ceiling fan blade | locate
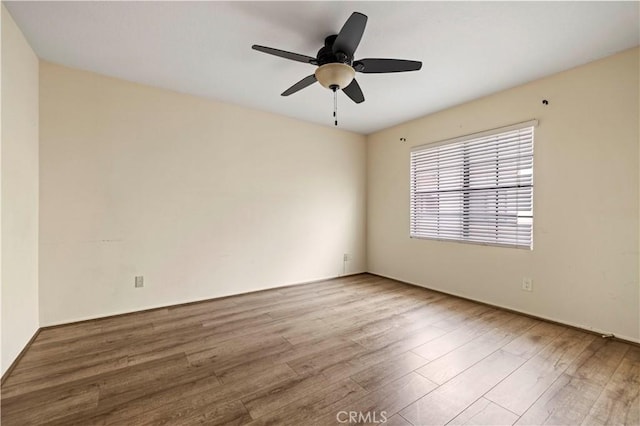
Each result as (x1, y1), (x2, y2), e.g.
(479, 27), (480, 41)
(281, 75), (318, 96)
(252, 45), (317, 65)
(342, 79), (365, 104)
(333, 12), (368, 58)
(355, 58), (422, 73)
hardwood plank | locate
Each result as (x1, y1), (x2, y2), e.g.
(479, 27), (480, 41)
(189, 334), (353, 389)
(351, 320), (448, 352)
(241, 373), (335, 419)
(274, 336), (355, 365)
(62, 374), (223, 425)
(280, 302), (416, 345)
(417, 314), (535, 384)
(410, 308), (511, 361)
(3, 354), (194, 425)
(581, 346), (640, 426)
(384, 414), (413, 426)
(350, 351), (430, 391)
(113, 362), (294, 425)
(32, 308), (171, 346)
(449, 397), (519, 425)
(149, 399), (251, 425)
(400, 349), (526, 426)
(484, 329), (595, 415)
(186, 334), (291, 369)
(27, 323), (156, 357)
(515, 339), (629, 425)
(501, 321), (565, 359)
(135, 363), (296, 425)
(1, 381), (99, 425)
(428, 302), (495, 333)
(286, 340), (367, 376)
(247, 378), (368, 426)
(318, 325), (445, 382)
(564, 338), (629, 386)
(21, 321), (196, 365)
(1, 353), (130, 398)
(314, 372), (437, 425)
(351, 300), (463, 350)
(96, 354), (195, 408)
(516, 374), (602, 426)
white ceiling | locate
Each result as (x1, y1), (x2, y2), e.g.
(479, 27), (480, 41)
(5, 1), (639, 134)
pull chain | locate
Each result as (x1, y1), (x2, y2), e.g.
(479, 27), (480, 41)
(331, 85), (338, 126)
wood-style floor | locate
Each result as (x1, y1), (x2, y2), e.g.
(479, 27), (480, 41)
(2, 274), (638, 425)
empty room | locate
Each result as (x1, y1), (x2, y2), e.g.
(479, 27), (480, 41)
(1, 1), (639, 425)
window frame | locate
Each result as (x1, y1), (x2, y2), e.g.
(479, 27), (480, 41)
(409, 120), (537, 250)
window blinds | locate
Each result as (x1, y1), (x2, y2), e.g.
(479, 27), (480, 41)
(410, 121), (535, 249)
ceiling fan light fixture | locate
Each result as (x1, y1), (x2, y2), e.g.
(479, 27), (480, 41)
(314, 63), (355, 90)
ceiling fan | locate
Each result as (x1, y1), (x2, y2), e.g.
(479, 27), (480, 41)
(252, 12), (422, 124)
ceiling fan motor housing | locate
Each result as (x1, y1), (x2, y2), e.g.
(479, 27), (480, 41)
(317, 35), (351, 66)
(314, 35), (356, 89)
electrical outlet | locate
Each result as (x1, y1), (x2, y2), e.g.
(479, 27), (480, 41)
(522, 277), (533, 292)
(343, 253), (351, 261)
(135, 276), (144, 288)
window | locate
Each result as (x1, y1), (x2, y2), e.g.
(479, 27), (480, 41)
(410, 121), (536, 249)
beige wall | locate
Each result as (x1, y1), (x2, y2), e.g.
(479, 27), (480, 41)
(1, 5), (40, 375)
(39, 62), (366, 326)
(367, 48), (639, 342)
